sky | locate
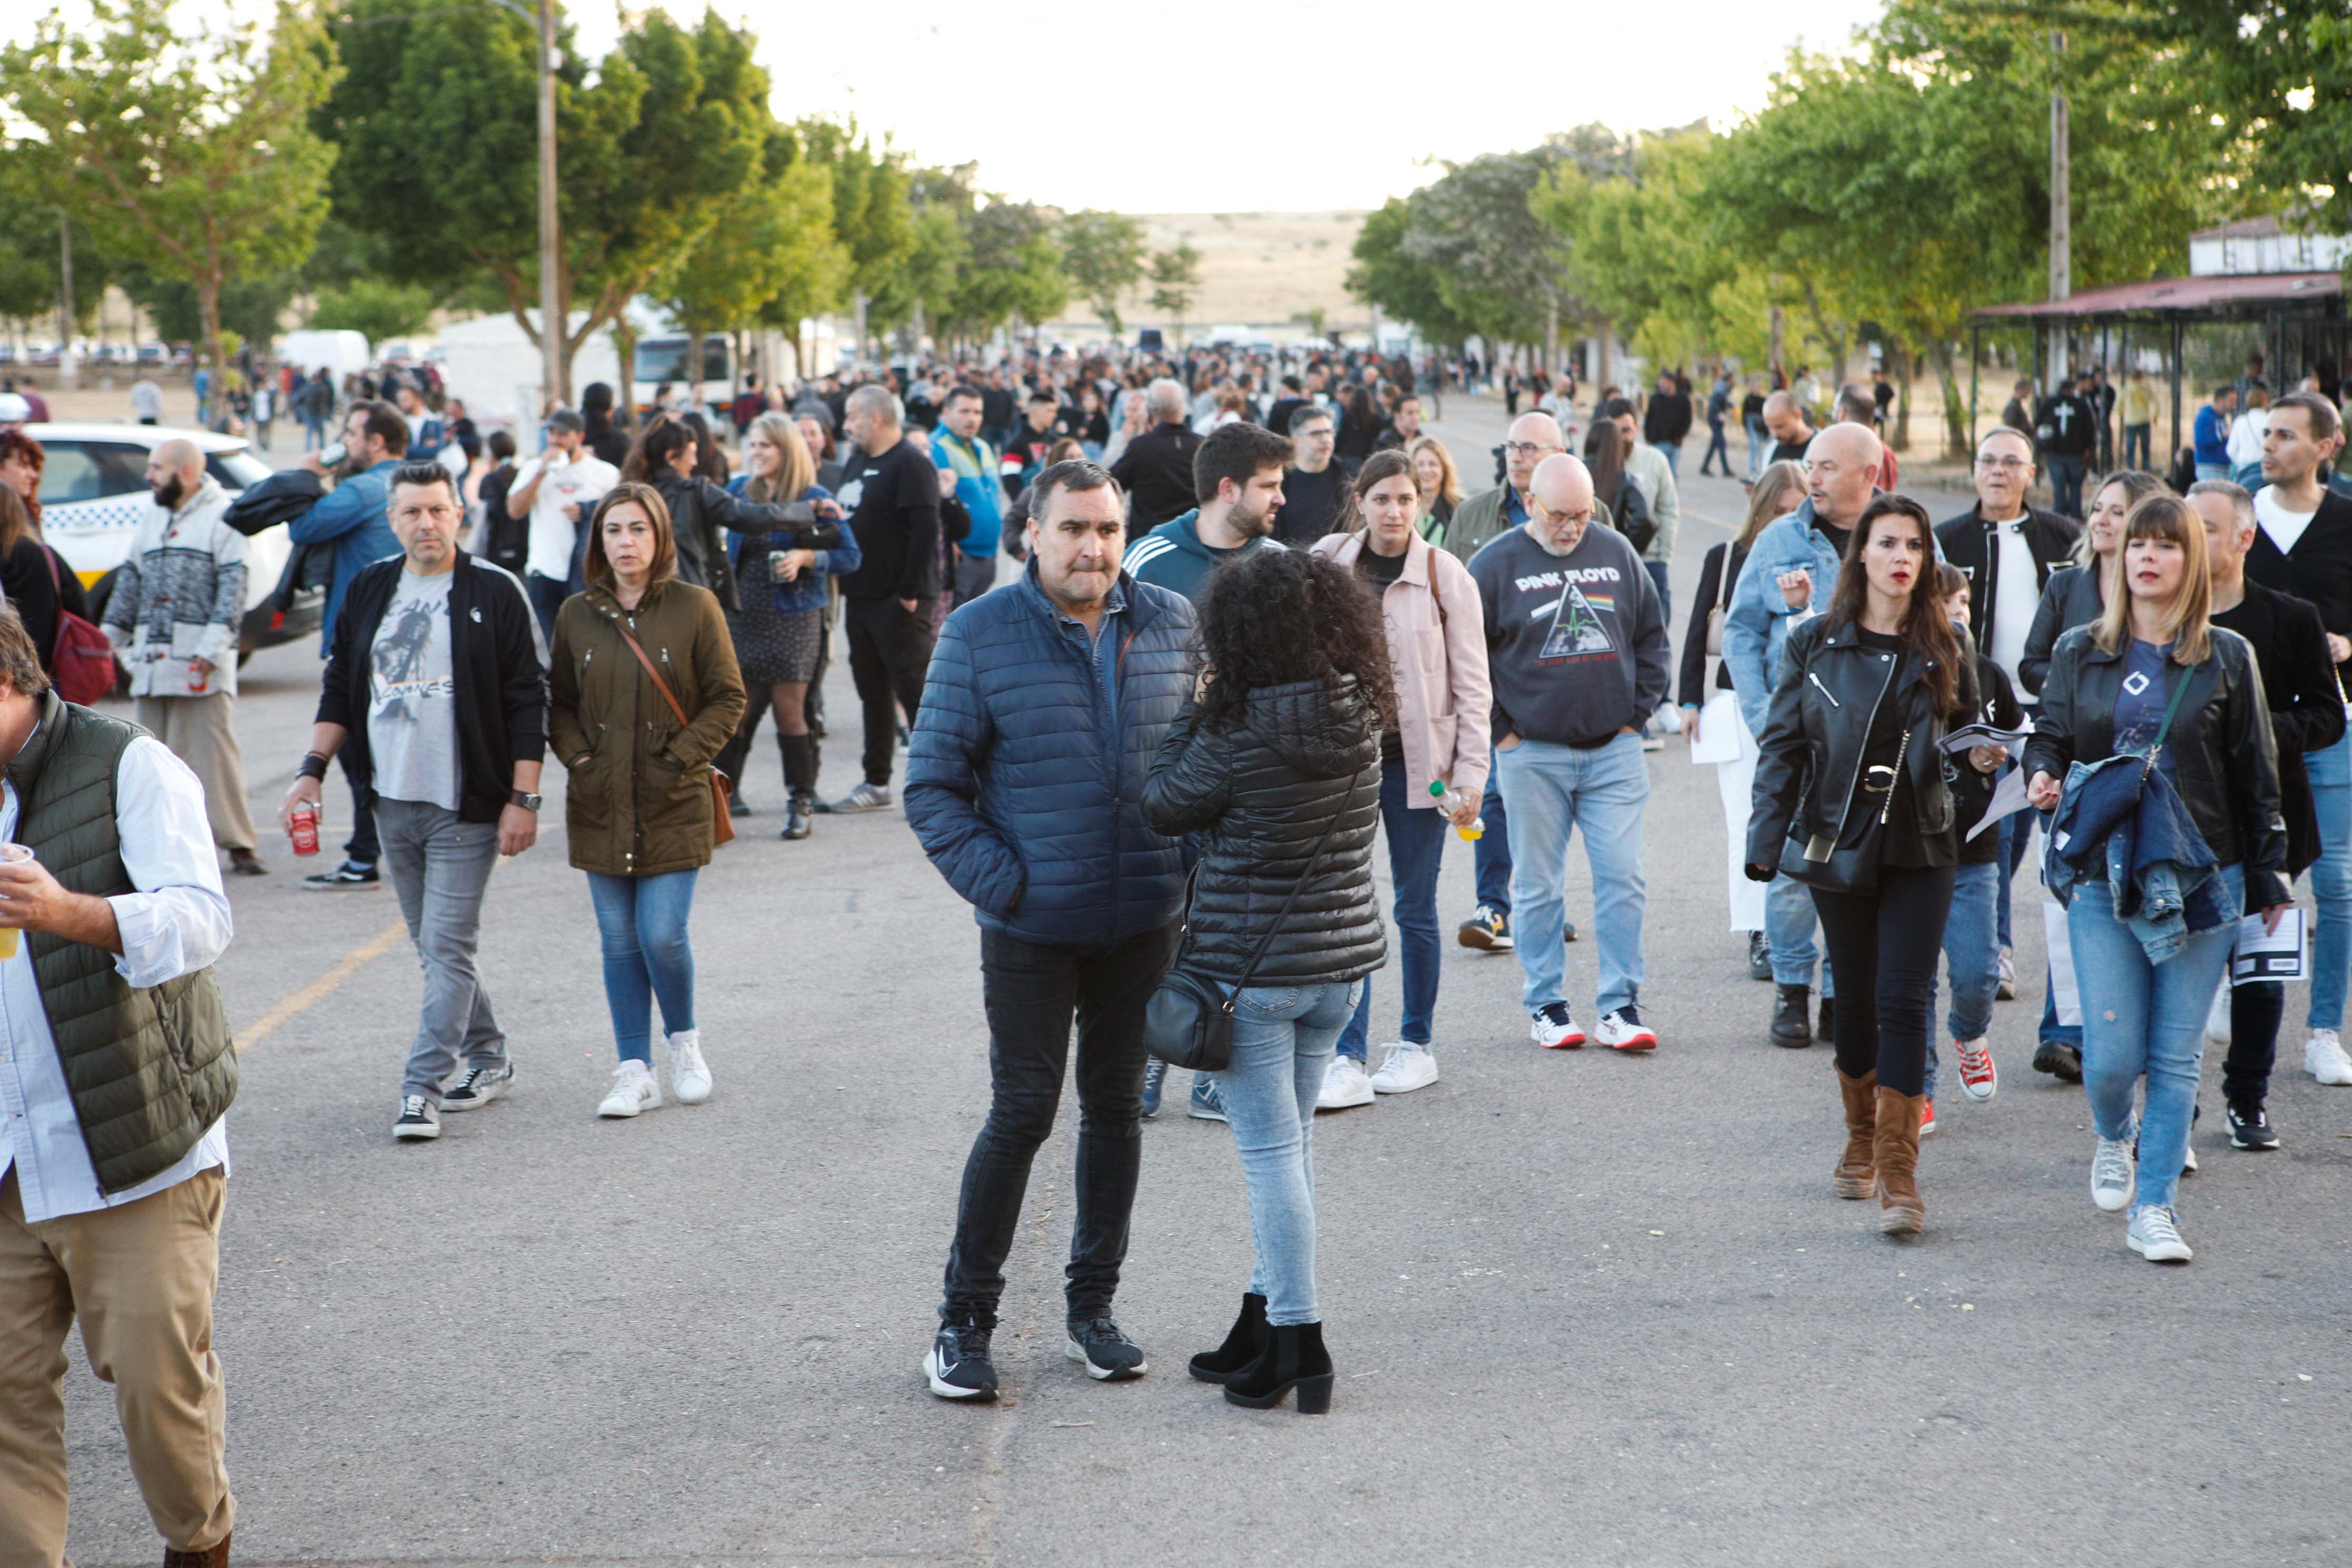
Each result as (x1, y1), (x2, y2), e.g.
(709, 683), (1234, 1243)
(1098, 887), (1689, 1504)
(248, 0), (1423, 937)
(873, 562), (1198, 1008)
(2, 0), (1891, 213)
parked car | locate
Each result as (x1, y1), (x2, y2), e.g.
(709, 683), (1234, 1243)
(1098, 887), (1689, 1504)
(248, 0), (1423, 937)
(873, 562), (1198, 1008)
(24, 423), (322, 659)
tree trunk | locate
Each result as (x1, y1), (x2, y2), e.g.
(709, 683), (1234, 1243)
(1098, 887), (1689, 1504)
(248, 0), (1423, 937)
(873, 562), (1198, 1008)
(1928, 341), (1969, 458)
(1892, 344), (1912, 453)
(198, 271), (225, 434)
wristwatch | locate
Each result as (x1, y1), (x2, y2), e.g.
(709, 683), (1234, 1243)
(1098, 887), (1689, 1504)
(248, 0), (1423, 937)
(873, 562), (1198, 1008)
(509, 790), (543, 812)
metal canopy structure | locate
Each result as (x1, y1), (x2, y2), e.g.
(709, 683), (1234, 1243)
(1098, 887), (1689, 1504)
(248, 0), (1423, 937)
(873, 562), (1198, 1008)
(1964, 270), (2346, 456)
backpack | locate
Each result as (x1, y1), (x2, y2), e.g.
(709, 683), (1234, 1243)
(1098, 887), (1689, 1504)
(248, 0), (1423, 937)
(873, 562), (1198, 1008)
(42, 548), (117, 704)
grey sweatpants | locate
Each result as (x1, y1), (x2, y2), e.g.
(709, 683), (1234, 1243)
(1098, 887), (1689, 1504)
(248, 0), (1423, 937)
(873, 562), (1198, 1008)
(376, 798), (508, 1103)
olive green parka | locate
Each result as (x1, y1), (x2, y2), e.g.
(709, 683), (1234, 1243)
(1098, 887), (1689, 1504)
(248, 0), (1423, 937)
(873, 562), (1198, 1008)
(549, 577), (747, 877)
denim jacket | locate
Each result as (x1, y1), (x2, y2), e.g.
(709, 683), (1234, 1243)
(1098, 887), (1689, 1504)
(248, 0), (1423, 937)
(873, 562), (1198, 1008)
(724, 477), (856, 616)
(1724, 500), (1851, 736)
(2045, 752), (2230, 964)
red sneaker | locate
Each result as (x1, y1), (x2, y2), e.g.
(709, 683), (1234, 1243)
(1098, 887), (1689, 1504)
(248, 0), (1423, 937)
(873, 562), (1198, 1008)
(1919, 1097), (1938, 1137)
(1953, 1036), (1998, 1101)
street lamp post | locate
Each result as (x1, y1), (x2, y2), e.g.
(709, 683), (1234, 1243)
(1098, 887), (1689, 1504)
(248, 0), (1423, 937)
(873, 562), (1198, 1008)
(535, 0), (562, 411)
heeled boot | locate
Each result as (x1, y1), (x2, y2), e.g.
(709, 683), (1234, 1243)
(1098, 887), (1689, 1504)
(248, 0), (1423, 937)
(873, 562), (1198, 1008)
(1835, 1068), (1877, 1199)
(1223, 1321), (1333, 1413)
(1188, 1292), (1268, 1384)
(779, 733), (817, 841)
(1873, 1085), (1926, 1234)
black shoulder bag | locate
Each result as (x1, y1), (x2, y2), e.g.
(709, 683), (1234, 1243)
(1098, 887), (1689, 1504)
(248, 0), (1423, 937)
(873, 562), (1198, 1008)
(1143, 788), (1353, 1073)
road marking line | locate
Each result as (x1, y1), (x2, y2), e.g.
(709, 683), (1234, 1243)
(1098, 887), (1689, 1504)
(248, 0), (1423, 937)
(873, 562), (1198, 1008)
(234, 917), (407, 1053)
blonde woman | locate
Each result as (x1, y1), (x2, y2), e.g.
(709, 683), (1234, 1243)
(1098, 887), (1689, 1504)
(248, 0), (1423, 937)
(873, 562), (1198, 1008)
(1682, 460), (1807, 978)
(2024, 495), (2289, 1263)
(1406, 436), (1463, 548)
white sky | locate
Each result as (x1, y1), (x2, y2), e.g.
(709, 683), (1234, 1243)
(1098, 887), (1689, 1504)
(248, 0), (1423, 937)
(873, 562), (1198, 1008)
(5, 0), (1889, 212)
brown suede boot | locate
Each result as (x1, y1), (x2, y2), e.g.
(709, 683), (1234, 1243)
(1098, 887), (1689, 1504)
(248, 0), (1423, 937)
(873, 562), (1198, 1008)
(1873, 1086), (1926, 1234)
(1835, 1069), (1877, 1199)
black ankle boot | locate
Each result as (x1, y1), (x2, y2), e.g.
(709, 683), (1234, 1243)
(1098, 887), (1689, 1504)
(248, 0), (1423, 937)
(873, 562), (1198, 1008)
(1222, 1321), (1332, 1413)
(779, 735), (817, 840)
(782, 791), (814, 840)
(1769, 985), (1812, 1048)
(1188, 1292), (1268, 1384)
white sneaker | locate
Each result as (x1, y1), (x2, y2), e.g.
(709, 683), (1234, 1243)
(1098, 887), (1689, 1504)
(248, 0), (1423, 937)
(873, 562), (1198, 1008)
(597, 1060), (662, 1118)
(1653, 702), (1683, 735)
(663, 1030), (713, 1104)
(1593, 1007), (1658, 1051)
(2091, 1130), (2137, 1212)
(2204, 981), (2232, 1046)
(2306, 1028), (2352, 1085)
(1368, 1042), (1439, 1094)
(1316, 1055), (1375, 1111)
(2126, 1205), (2193, 1263)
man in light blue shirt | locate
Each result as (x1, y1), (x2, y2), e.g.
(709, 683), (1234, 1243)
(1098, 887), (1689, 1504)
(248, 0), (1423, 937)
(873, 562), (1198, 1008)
(934, 384), (1006, 604)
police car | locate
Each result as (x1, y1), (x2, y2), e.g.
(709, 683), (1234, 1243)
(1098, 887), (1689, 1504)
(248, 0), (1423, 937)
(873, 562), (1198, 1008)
(23, 424), (321, 657)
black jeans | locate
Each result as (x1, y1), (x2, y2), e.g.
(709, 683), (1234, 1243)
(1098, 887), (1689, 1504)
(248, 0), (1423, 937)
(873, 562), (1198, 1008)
(845, 596), (936, 786)
(941, 920), (1181, 1328)
(1811, 864), (1956, 1096)
(2224, 980), (2284, 1107)
(339, 745), (379, 866)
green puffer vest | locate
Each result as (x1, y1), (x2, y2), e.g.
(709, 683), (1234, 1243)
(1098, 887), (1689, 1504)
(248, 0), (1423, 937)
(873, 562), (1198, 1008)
(9, 693), (236, 1193)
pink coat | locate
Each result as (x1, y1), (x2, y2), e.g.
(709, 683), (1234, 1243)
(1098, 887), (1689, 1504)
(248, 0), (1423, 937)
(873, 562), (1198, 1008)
(1311, 528), (1492, 807)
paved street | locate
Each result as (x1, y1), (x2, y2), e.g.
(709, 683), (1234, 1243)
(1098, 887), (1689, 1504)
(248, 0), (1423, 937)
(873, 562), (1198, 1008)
(58, 397), (2349, 1566)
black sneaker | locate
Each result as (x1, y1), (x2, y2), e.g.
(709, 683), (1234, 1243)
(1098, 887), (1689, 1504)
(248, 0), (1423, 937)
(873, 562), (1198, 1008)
(392, 1094), (439, 1141)
(1748, 931), (1773, 982)
(2227, 1101), (2280, 1150)
(442, 1064), (513, 1112)
(1563, 918), (1579, 943)
(924, 1318), (998, 1401)
(303, 860), (380, 890)
(1064, 1316), (1148, 1381)
(2033, 1037), (2084, 1083)
(1457, 905), (1513, 951)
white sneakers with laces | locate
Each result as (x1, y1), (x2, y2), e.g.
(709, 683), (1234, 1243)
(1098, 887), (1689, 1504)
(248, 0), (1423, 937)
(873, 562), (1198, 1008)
(2126, 1206), (2192, 1263)
(2306, 1028), (2352, 1086)
(1317, 1055), (1375, 1111)
(664, 1030), (713, 1104)
(2091, 1129), (2137, 1212)
(597, 1060), (662, 1119)
(1369, 1042), (1439, 1094)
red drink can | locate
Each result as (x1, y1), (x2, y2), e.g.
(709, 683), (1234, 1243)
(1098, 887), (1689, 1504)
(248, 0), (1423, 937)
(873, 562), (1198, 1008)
(290, 800), (321, 856)
(188, 660), (208, 694)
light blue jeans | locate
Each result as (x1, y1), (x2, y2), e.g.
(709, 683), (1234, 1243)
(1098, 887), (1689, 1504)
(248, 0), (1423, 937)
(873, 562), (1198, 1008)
(1767, 872), (1830, 995)
(1925, 860), (2000, 1100)
(1496, 734), (1648, 1017)
(586, 869), (700, 1064)
(1213, 981), (1358, 1327)
(2303, 734), (2352, 1031)
(2070, 864), (2241, 1218)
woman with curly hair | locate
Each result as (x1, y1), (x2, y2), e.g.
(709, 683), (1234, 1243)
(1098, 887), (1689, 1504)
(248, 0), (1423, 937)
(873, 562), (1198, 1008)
(1142, 547), (1389, 1414)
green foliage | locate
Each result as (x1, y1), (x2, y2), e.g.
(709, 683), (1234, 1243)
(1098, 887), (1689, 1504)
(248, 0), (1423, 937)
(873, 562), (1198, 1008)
(1148, 243), (1202, 341)
(1060, 210), (1147, 336)
(799, 117), (917, 308)
(310, 277), (435, 344)
(1, 0), (339, 388)
(950, 200), (1067, 342)
(1346, 198), (1473, 348)
(657, 123), (849, 368)
(116, 262), (296, 348)
(1536, 125), (1734, 368)
(0, 193), (106, 331)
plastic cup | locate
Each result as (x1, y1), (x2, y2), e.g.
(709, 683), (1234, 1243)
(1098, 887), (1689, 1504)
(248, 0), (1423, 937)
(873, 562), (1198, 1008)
(0, 844), (33, 959)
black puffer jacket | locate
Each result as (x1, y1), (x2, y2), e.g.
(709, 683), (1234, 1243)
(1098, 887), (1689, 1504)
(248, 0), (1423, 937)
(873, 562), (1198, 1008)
(1143, 675), (1386, 986)
(650, 472), (839, 614)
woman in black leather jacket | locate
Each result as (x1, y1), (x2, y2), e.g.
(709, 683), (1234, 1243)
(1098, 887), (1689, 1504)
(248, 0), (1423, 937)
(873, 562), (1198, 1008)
(2023, 493), (2290, 1267)
(1142, 548), (1387, 1415)
(2018, 469), (2168, 695)
(1748, 495), (1983, 1238)
(622, 414), (839, 613)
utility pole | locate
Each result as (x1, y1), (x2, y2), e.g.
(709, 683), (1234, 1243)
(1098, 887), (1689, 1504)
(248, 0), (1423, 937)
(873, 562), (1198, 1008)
(535, 0), (564, 411)
(55, 213), (76, 390)
(2048, 30), (2071, 379)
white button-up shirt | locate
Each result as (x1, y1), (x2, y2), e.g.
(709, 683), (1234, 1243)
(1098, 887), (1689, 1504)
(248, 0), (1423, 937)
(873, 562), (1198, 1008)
(0, 730), (235, 1223)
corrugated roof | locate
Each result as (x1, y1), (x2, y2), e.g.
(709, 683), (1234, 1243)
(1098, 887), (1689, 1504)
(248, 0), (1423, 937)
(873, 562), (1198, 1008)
(2189, 216), (2287, 241)
(1972, 271), (2341, 321)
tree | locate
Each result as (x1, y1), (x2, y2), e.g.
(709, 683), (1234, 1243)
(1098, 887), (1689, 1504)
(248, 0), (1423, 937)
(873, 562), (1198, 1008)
(799, 116), (914, 351)
(948, 200), (1066, 346)
(1535, 125), (1740, 370)
(2, 0), (338, 394)
(0, 199), (107, 338)
(1346, 196), (1473, 348)
(1148, 243), (1202, 346)
(309, 278), (434, 344)
(1060, 210), (1146, 336)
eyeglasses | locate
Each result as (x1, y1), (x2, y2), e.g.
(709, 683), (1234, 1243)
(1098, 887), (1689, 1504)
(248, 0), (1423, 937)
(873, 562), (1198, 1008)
(1530, 504), (1595, 526)
(1503, 442), (1563, 460)
(1975, 457), (2032, 473)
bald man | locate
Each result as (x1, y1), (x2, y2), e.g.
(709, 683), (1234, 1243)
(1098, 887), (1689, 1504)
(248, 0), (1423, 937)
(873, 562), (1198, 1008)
(104, 439), (264, 872)
(1723, 420), (1885, 1045)
(1471, 454), (1670, 1052)
(1760, 391), (1817, 466)
(1446, 411), (1567, 565)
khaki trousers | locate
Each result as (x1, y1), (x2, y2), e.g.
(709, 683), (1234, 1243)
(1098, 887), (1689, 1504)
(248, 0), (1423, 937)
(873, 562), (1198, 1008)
(135, 693), (258, 853)
(0, 1168), (234, 1568)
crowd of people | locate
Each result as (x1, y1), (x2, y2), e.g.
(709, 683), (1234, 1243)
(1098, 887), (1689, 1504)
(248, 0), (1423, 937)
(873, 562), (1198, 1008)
(5, 331), (2352, 1563)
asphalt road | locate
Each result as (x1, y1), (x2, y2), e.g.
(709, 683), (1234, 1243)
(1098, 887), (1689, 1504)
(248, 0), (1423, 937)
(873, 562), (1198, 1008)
(57, 396), (2349, 1566)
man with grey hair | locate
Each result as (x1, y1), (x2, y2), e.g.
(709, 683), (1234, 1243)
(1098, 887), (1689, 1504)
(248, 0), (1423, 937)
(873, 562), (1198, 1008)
(2192, 476), (2344, 1139)
(504, 407), (616, 640)
(824, 383), (942, 814)
(1109, 377), (1203, 536)
(106, 439), (266, 875)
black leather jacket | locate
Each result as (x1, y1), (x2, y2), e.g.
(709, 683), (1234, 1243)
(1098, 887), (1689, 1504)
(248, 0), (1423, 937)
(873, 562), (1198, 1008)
(1142, 675), (1385, 986)
(651, 473), (839, 614)
(2021, 624), (2291, 910)
(2018, 562), (2104, 697)
(1747, 615), (1981, 870)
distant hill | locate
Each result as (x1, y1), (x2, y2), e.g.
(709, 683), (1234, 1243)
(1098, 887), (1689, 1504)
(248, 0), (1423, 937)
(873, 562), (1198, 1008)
(1045, 210), (1372, 335)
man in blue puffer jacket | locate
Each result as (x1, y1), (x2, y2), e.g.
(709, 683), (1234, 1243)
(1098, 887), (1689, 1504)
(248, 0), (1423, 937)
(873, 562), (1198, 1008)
(905, 458), (1195, 1404)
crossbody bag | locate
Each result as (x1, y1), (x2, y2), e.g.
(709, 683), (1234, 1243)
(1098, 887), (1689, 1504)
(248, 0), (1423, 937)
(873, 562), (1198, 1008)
(611, 618), (735, 848)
